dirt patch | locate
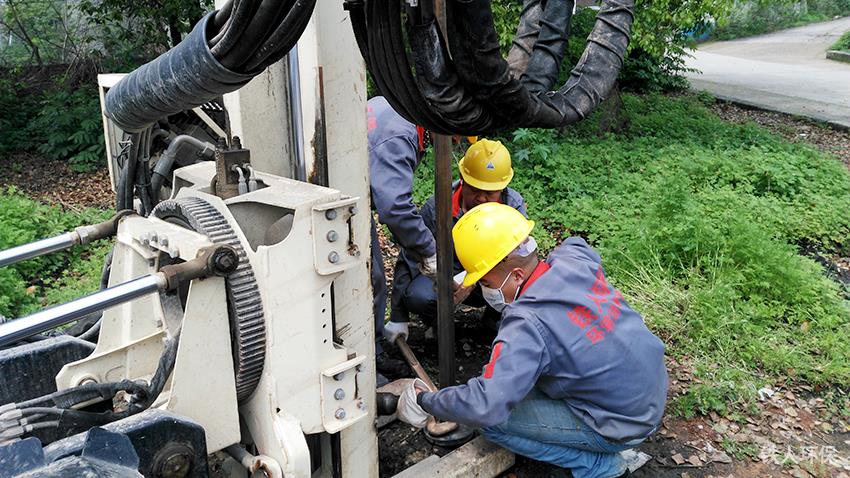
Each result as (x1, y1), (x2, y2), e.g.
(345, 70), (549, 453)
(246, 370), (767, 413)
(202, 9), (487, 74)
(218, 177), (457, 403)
(0, 152), (114, 210)
(709, 101), (850, 169)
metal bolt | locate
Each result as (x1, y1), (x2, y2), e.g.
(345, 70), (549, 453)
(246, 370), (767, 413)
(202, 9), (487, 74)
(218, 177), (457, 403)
(328, 251), (340, 263)
(141, 233), (151, 245)
(334, 388), (345, 400)
(169, 248), (180, 259)
(325, 209), (337, 220)
(160, 452), (192, 478)
(349, 205), (359, 216)
(326, 230), (339, 242)
(333, 372), (345, 381)
(211, 247), (239, 274)
(150, 233), (158, 243)
(357, 400), (367, 411)
(159, 236), (169, 246)
(334, 408), (346, 420)
(79, 377), (97, 386)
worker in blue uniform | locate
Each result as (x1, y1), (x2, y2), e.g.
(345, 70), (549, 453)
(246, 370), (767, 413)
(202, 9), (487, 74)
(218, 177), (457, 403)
(396, 203), (668, 478)
(367, 96), (437, 382)
(383, 138), (528, 345)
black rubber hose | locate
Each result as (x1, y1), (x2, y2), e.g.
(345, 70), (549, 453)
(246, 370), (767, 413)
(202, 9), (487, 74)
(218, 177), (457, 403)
(506, 0), (544, 78)
(408, 19), (492, 132)
(521, 0), (573, 95)
(105, 12), (256, 133)
(242, 0), (317, 71)
(210, 0), (259, 65)
(225, 0), (294, 70)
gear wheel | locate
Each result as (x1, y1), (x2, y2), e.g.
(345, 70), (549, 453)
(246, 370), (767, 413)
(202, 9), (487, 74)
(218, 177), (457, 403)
(152, 196), (265, 403)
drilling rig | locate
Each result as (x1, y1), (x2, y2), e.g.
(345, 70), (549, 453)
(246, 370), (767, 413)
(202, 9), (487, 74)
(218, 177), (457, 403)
(0, 0), (635, 476)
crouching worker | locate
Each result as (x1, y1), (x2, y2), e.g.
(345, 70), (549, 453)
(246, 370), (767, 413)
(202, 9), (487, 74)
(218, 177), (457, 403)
(396, 203), (668, 478)
(384, 139), (527, 344)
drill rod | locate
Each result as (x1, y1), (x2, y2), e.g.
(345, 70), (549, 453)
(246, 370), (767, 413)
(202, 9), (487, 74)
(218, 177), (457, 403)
(434, 134), (455, 388)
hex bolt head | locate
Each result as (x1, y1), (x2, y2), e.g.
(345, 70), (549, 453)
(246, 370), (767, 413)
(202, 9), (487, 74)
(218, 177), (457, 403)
(211, 247), (239, 274)
(357, 400), (367, 411)
(141, 233), (151, 245)
(159, 236), (169, 246)
(334, 388), (345, 400)
(325, 209), (337, 220)
(326, 230), (339, 242)
(150, 233), (158, 243)
(328, 251), (340, 263)
(333, 372), (345, 381)
(334, 408), (346, 420)
(349, 206), (359, 216)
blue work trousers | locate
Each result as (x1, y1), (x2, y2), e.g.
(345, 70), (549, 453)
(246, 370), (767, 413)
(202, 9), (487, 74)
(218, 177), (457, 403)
(481, 388), (639, 478)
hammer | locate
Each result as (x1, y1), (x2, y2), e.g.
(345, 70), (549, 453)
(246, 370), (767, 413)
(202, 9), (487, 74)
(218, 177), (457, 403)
(395, 336), (459, 436)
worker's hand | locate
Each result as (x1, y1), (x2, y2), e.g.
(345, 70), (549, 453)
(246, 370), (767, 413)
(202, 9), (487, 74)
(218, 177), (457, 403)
(453, 282), (473, 305)
(396, 378), (431, 428)
(418, 254), (438, 280)
(383, 321), (409, 344)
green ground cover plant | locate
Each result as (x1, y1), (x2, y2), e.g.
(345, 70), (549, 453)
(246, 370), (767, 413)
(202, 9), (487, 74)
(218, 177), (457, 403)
(414, 93), (850, 417)
(0, 188), (111, 318)
(831, 30), (850, 52)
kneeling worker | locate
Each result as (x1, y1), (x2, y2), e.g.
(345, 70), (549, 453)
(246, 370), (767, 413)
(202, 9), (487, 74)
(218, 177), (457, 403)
(384, 139), (527, 344)
(397, 203), (668, 478)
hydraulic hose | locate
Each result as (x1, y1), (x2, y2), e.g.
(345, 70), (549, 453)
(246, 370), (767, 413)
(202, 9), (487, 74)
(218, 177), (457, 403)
(150, 135), (216, 198)
(353, 0), (634, 133)
(105, 0), (317, 133)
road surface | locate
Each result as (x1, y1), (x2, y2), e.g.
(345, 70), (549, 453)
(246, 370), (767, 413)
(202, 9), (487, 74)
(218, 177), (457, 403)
(686, 16), (850, 129)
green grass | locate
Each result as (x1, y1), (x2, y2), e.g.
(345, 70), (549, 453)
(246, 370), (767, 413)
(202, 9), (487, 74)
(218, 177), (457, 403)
(414, 93), (850, 418)
(831, 30), (850, 52)
(0, 188), (111, 318)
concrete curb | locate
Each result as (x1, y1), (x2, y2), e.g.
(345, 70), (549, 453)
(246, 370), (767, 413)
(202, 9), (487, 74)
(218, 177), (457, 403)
(826, 50), (850, 63)
(688, 79), (850, 132)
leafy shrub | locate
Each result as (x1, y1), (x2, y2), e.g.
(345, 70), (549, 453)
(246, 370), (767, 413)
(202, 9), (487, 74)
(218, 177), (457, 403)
(31, 87), (106, 172)
(0, 188), (111, 317)
(0, 78), (39, 153)
(714, 0), (850, 40)
(414, 93), (850, 415)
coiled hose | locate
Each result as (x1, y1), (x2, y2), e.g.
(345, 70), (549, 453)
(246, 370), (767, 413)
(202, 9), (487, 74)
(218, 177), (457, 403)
(348, 0), (634, 134)
(104, 0), (317, 134)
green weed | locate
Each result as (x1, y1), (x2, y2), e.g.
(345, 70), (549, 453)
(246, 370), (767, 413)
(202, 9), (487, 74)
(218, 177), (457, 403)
(0, 188), (111, 318)
(414, 93), (850, 417)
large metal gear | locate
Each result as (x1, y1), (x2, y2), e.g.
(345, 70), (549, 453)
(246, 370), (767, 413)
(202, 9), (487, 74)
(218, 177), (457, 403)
(152, 196), (265, 403)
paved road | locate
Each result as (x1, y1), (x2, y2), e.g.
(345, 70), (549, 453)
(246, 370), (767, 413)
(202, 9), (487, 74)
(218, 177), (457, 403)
(686, 16), (850, 129)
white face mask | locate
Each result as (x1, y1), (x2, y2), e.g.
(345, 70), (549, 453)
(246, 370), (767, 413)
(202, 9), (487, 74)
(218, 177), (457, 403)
(481, 271), (519, 312)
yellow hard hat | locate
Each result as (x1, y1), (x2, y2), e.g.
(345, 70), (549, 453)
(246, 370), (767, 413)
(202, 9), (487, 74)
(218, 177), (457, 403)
(458, 139), (514, 191)
(452, 203), (534, 287)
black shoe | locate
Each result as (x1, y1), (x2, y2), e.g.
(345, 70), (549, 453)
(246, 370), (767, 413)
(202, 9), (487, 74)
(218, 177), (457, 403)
(376, 352), (409, 378)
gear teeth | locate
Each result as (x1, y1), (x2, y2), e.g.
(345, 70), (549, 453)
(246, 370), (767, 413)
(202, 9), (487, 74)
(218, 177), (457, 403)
(153, 196), (266, 403)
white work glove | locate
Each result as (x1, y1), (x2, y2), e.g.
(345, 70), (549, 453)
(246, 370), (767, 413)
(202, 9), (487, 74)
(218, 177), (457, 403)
(383, 321), (409, 344)
(397, 378), (431, 428)
(418, 254), (438, 280)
